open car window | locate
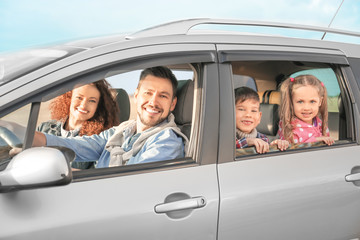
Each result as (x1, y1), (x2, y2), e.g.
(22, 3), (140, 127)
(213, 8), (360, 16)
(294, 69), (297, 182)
(232, 60), (352, 158)
(30, 63), (198, 179)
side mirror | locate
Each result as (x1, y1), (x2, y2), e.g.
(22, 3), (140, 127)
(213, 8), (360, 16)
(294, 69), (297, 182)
(0, 146), (74, 192)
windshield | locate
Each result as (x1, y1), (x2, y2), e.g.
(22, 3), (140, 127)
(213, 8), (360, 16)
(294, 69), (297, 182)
(0, 46), (85, 86)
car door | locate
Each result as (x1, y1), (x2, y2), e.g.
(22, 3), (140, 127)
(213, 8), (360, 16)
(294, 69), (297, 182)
(0, 43), (220, 239)
(216, 44), (360, 239)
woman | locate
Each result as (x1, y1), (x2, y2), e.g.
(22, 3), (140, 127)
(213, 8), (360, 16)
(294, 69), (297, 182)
(37, 79), (120, 169)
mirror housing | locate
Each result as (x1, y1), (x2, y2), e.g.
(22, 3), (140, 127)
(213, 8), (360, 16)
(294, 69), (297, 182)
(0, 147), (74, 192)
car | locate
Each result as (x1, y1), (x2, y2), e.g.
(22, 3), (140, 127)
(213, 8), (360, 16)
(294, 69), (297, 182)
(0, 18), (360, 239)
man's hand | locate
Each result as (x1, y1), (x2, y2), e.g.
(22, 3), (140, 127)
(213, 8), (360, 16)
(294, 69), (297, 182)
(9, 147), (22, 157)
(247, 138), (269, 154)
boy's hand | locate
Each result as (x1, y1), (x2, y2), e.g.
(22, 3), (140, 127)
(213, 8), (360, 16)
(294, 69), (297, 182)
(270, 139), (289, 151)
(247, 138), (269, 154)
(316, 136), (335, 146)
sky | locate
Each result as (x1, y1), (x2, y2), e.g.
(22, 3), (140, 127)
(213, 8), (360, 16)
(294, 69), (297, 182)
(0, 0), (359, 53)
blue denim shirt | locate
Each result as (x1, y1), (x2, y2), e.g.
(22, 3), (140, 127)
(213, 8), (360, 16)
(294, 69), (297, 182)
(45, 127), (185, 168)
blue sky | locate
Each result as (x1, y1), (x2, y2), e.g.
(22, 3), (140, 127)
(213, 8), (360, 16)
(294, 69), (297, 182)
(0, 0), (359, 53)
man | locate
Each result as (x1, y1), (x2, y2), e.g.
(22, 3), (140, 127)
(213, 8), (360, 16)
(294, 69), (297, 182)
(33, 66), (188, 168)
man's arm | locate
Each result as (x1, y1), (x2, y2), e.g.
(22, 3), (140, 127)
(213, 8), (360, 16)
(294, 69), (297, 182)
(33, 131), (47, 146)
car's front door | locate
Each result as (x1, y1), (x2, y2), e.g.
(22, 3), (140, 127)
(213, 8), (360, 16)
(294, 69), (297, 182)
(0, 164), (219, 239)
(0, 44), (220, 239)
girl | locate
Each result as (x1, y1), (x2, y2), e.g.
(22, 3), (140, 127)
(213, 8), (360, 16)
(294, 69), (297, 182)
(278, 74), (334, 145)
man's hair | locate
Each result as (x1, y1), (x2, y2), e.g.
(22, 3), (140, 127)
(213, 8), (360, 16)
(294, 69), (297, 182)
(138, 66), (178, 99)
(234, 86), (260, 105)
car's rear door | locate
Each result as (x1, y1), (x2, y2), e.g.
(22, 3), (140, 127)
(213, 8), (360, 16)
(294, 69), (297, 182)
(216, 43), (360, 239)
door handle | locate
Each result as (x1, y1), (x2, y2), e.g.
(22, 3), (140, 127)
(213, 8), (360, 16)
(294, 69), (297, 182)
(154, 196), (206, 214)
(345, 173), (360, 182)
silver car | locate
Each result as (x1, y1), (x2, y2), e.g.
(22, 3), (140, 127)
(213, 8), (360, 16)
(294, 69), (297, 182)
(1, 18), (360, 239)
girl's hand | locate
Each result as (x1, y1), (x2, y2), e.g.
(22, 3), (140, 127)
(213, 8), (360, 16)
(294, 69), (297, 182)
(316, 136), (335, 146)
(270, 139), (289, 151)
(247, 138), (269, 154)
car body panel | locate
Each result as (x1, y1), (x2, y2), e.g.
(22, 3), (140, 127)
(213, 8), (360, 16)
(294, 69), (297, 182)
(0, 164), (219, 239)
(217, 145), (360, 239)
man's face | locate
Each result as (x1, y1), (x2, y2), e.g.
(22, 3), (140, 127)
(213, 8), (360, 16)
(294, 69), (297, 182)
(235, 99), (262, 134)
(134, 75), (177, 132)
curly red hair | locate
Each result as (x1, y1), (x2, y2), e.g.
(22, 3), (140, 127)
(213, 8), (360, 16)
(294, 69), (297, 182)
(50, 79), (120, 136)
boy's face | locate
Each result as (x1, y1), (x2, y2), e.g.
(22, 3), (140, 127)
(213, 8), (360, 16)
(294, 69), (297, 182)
(235, 99), (262, 134)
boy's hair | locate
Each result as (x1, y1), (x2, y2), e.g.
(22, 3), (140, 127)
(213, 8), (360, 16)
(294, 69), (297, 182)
(279, 74), (328, 142)
(235, 86), (260, 105)
(138, 66), (178, 99)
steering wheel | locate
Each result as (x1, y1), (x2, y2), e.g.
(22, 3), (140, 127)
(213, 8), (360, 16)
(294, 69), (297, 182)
(0, 126), (23, 162)
(0, 126), (22, 147)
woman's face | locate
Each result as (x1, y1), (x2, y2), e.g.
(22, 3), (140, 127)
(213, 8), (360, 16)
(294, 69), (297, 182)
(69, 84), (100, 123)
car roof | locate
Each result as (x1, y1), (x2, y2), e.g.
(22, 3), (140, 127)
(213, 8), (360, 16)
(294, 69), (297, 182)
(1, 18), (360, 87)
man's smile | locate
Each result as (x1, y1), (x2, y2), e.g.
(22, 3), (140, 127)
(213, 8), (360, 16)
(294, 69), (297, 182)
(144, 107), (161, 114)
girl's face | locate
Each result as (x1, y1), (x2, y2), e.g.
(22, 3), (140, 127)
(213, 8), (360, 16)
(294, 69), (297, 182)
(292, 85), (322, 124)
(69, 84), (100, 123)
(235, 99), (262, 134)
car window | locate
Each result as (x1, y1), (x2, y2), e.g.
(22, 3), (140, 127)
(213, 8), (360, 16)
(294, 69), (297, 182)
(232, 60), (350, 158)
(32, 63), (197, 178)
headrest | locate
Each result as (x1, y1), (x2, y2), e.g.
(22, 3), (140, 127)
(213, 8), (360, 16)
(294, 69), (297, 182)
(258, 90), (281, 105)
(173, 80), (194, 125)
(114, 88), (130, 123)
(258, 103), (279, 136)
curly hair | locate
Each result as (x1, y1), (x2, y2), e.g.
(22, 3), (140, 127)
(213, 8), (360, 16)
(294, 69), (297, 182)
(279, 74), (328, 142)
(50, 79), (120, 136)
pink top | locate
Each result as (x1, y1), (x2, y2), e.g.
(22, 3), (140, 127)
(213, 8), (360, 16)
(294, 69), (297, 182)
(278, 116), (330, 143)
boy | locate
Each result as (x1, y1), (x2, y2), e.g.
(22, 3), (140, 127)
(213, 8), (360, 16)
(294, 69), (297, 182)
(235, 87), (288, 153)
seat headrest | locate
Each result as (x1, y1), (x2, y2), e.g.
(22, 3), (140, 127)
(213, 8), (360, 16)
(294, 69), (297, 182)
(258, 103), (279, 136)
(258, 90), (281, 105)
(257, 90), (280, 136)
(114, 88), (130, 123)
(173, 80), (194, 125)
